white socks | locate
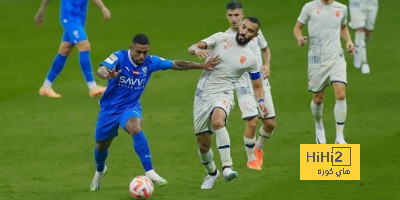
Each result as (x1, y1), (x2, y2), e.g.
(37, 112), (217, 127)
(87, 81), (97, 89)
(355, 31), (367, 64)
(243, 136), (256, 161)
(256, 126), (272, 150)
(334, 99), (347, 140)
(215, 127), (233, 167)
(311, 101), (324, 128)
(43, 79), (52, 88)
(198, 149), (216, 174)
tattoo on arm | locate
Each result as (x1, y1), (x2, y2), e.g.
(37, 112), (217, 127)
(172, 60), (201, 70)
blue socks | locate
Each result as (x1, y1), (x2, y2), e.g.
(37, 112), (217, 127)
(94, 148), (108, 172)
(46, 53), (67, 82)
(79, 51), (94, 83)
(133, 131), (153, 172)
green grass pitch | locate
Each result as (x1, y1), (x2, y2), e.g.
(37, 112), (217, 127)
(0, 0), (399, 199)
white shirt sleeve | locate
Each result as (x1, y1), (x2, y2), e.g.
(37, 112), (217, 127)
(257, 29), (268, 49)
(248, 59), (259, 74)
(342, 6), (348, 25)
(201, 32), (225, 50)
(297, 4), (310, 24)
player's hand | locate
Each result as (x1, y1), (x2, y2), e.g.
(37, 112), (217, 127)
(34, 12), (44, 27)
(346, 41), (355, 55)
(258, 100), (269, 117)
(261, 63), (270, 79)
(297, 36), (307, 46)
(201, 55), (220, 71)
(102, 8), (111, 20)
(195, 49), (212, 60)
(105, 67), (121, 79)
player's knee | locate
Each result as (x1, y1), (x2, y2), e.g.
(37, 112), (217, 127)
(313, 95), (324, 105)
(335, 92), (346, 100)
(128, 126), (142, 136)
(245, 117), (258, 130)
(264, 119), (276, 132)
(96, 141), (110, 151)
(211, 119), (225, 130)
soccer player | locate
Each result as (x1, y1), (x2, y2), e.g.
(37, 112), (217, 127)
(90, 34), (220, 191)
(224, 1), (276, 170)
(34, 0), (111, 98)
(349, 0), (378, 74)
(293, 0), (355, 144)
(188, 17), (268, 189)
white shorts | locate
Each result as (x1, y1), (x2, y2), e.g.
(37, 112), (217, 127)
(349, 0), (378, 30)
(308, 55), (347, 93)
(235, 74), (276, 119)
(193, 94), (234, 134)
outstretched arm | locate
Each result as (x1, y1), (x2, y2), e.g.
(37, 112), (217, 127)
(97, 66), (121, 79)
(340, 25), (355, 55)
(172, 55), (220, 71)
(34, 0), (51, 27)
(188, 41), (212, 60)
(93, 0), (111, 20)
(293, 21), (307, 47)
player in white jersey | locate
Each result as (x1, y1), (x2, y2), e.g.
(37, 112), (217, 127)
(224, 1), (275, 171)
(188, 17), (268, 189)
(349, 0), (378, 74)
(293, 0), (355, 144)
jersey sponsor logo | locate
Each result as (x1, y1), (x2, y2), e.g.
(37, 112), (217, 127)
(109, 54), (118, 61)
(240, 56), (247, 64)
(119, 75), (146, 89)
(223, 39), (233, 50)
(335, 10), (341, 17)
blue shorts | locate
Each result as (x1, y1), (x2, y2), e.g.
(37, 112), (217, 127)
(61, 20), (88, 44)
(95, 103), (142, 142)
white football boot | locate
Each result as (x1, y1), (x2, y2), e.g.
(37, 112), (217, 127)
(315, 122), (326, 144)
(200, 170), (220, 189)
(90, 166), (107, 191)
(361, 63), (370, 74)
(222, 167), (238, 182)
(145, 169), (167, 186)
(335, 136), (348, 144)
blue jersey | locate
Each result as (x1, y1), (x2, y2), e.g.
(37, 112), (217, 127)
(60, 0), (88, 26)
(99, 50), (174, 111)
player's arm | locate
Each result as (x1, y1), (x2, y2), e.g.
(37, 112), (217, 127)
(261, 47), (271, 79)
(188, 42), (212, 60)
(340, 25), (355, 55)
(250, 72), (268, 116)
(34, 0), (51, 27)
(93, 0), (111, 20)
(293, 22), (307, 47)
(97, 66), (121, 80)
(172, 55), (220, 71)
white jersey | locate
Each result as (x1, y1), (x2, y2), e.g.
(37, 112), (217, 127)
(195, 32), (258, 99)
(298, 0), (348, 63)
(351, 0), (377, 5)
(225, 28), (268, 70)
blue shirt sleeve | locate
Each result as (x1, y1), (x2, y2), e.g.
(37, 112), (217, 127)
(150, 55), (173, 72)
(249, 72), (261, 80)
(100, 51), (123, 69)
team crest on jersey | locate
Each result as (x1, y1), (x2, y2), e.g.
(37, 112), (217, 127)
(240, 56), (247, 64)
(335, 10), (340, 17)
(142, 66), (147, 74)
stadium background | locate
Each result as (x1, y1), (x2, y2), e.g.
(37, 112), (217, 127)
(0, 0), (399, 199)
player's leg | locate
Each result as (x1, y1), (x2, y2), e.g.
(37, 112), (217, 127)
(121, 108), (167, 186)
(332, 82), (347, 144)
(349, 0), (366, 69)
(210, 107), (237, 181)
(39, 41), (73, 98)
(194, 99), (219, 189)
(196, 132), (219, 189)
(360, 4), (378, 74)
(90, 109), (119, 191)
(73, 24), (106, 97)
(236, 77), (260, 170)
(255, 87), (276, 167)
(312, 91), (326, 144)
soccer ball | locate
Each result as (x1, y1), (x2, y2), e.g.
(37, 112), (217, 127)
(129, 176), (154, 199)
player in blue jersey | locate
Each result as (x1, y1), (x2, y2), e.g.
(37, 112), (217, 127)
(89, 34), (220, 191)
(34, 0), (111, 98)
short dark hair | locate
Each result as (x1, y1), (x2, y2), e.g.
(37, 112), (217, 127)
(226, 0), (242, 10)
(245, 16), (260, 27)
(132, 33), (150, 45)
